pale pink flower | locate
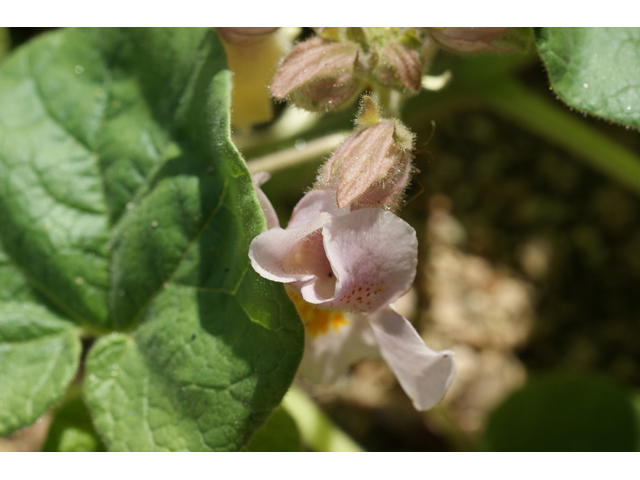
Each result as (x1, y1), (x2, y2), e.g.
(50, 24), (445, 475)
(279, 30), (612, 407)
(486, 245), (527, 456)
(269, 28), (430, 113)
(249, 175), (455, 410)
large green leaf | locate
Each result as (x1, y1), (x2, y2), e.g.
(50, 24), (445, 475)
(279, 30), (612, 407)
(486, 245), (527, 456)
(482, 372), (639, 451)
(85, 274), (302, 451)
(537, 28), (640, 130)
(0, 302), (81, 436)
(0, 29), (120, 329)
(0, 27), (303, 450)
(0, 245), (37, 303)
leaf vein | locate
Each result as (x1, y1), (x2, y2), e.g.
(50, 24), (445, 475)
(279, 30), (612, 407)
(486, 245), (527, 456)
(128, 179), (229, 329)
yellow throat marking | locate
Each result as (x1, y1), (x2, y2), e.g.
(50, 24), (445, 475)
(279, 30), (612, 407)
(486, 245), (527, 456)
(286, 287), (348, 338)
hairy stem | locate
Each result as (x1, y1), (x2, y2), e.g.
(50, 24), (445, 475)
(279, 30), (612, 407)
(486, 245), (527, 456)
(246, 131), (349, 174)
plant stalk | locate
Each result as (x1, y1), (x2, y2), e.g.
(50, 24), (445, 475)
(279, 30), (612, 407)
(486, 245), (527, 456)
(282, 384), (364, 452)
(480, 80), (640, 197)
(246, 131), (348, 174)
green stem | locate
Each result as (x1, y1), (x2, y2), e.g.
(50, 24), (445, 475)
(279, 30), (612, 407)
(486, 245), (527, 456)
(375, 85), (392, 113)
(247, 131), (349, 174)
(282, 384), (364, 452)
(373, 85), (406, 119)
(479, 80), (640, 197)
(236, 106), (354, 160)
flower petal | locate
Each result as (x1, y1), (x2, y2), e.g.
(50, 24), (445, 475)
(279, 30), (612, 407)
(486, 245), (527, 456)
(250, 189), (350, 302)
(249, 213), (329, 285)
(252, 172), (280, 229)
(298, 311), (379, 384)
(287, 189), (345, 229)
(321, 208), (418, 312)
(368, 307), (455, 411)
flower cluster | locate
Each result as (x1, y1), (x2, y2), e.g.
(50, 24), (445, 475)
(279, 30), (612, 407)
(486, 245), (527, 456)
(230, 25), (534, 414)
(268, 27), (531, 113)
(248, 99), (455, 411)
(269, 27), (429, 112)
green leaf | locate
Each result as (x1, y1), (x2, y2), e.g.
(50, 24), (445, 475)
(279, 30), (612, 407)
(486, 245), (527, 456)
(243, 406), (302, 452)
(0, 29), (118, 329)
(64, 28), (298, 451)
(42, 396), (106, 452)
(482, 372), (639, 451)
(537, 28), (640, 130)
(0, 245), (37, 303)
(0, 302), (81, 436)
(0, 28), (303, 450)
(85, 272), (302, 451)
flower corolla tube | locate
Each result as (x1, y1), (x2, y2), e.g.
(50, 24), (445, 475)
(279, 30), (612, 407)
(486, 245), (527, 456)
(249, 172), (455, 411)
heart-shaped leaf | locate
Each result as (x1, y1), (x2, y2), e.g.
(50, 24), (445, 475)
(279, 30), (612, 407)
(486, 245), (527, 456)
(0, 28), (303, 450)
(0, 302), (81, 436)
(537, 28), (640, 130)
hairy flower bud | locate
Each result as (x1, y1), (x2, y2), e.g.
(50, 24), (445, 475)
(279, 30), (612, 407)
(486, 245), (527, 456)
(270, 37), (365, 112)
(372, 41), (422, 94)
(270, 28), (434, 113)
(315, 96), (414, 210)
(427, 27), (531, 54)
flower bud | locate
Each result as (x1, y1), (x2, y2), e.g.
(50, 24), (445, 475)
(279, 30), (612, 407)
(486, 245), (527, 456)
(270, 37), (365, 112)
(217, 27), (283, 131)
(372, 41), (422, 94)
(217, 27), (279, 45)
(427, 27), (531, 54)
(315, 96), (415, 210)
